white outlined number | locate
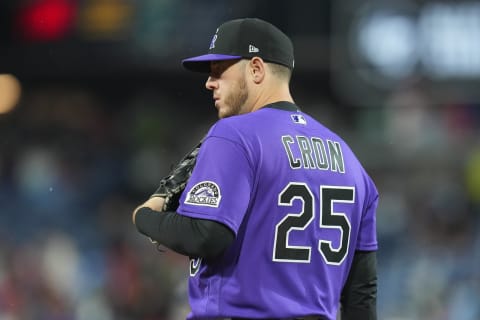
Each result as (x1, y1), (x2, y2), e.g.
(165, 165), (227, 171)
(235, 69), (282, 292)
(273, 183), (354, 265)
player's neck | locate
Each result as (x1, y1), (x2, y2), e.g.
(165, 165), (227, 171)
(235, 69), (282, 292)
(250, 84), (294, 112)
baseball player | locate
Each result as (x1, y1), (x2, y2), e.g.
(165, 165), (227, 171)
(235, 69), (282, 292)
(133, 18), (378, 320)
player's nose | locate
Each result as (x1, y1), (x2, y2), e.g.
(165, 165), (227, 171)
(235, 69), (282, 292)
(205, 76), (218, 91)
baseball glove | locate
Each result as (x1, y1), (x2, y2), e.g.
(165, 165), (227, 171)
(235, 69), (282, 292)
(150, 139), (202, 211)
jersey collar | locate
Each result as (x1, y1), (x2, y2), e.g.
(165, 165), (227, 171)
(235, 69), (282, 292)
(264, 101), (300, 112)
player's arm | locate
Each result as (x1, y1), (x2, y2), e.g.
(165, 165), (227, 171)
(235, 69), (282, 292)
(340, 250), (377, 320)
(132, 196), (165, 223)
(133, 206), (235, 259)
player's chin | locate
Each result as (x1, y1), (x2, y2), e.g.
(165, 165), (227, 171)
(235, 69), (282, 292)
(219, 111), (237, 119)
(218, 111), (228, 119)
(217, 104), (239, 119)
(217, 107), (230, 119)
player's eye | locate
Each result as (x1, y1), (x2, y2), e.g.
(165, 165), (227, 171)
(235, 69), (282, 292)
(209, 66), (223, 78)
(210, 62), (227, 77)
(210, 60), (240, 78)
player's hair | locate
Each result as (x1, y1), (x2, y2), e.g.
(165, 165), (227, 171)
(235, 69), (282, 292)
(267, 62), (292, 82)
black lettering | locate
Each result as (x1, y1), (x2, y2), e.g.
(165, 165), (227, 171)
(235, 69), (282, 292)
(311, 137), (329, 170)
(296, 136), (316, 169)
(282, 135), (301, 169)
(327, 140), (345, 173)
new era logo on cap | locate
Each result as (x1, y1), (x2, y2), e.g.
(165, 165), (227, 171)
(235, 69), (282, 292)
(249, 45), (259, 53)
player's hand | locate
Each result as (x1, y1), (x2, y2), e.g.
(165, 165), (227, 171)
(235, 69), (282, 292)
(132, 197), (166, 225)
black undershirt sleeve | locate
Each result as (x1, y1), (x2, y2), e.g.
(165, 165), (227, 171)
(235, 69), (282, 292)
(340, 250), (378, 320)
(134, 207), (235, 259)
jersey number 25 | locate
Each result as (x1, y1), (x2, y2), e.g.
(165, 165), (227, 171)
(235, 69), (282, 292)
(273, 183), (354, 265)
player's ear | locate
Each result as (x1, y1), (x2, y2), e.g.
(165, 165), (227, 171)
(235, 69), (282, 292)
(248, 57), (265, 84)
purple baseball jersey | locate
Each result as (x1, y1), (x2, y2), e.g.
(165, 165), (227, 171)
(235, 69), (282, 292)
(177, 102), (378, 320)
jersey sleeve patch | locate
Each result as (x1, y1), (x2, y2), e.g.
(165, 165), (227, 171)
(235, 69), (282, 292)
(184, 181), (222, 208)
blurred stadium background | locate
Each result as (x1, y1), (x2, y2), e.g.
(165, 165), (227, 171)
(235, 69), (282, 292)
(0, 0), (479, 319)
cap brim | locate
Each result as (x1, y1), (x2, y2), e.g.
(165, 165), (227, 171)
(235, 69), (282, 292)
(182, 54), (242, 73)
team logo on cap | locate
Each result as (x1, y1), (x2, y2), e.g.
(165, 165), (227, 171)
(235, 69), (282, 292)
(209, 29), (219, 49)
(185, 181), (221, 207)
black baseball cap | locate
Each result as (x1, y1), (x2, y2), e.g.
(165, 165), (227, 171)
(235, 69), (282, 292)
(182, 18), (294, 73)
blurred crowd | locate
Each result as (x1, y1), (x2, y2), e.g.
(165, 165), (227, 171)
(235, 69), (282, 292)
(0, 78), (479, 320)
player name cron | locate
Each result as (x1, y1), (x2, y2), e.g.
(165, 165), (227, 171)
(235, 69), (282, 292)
(281, 135), (345, 173)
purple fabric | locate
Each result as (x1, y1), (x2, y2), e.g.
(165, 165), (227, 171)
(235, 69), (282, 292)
(177, 106), (378, 319)
(182, 53), (242, 64)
